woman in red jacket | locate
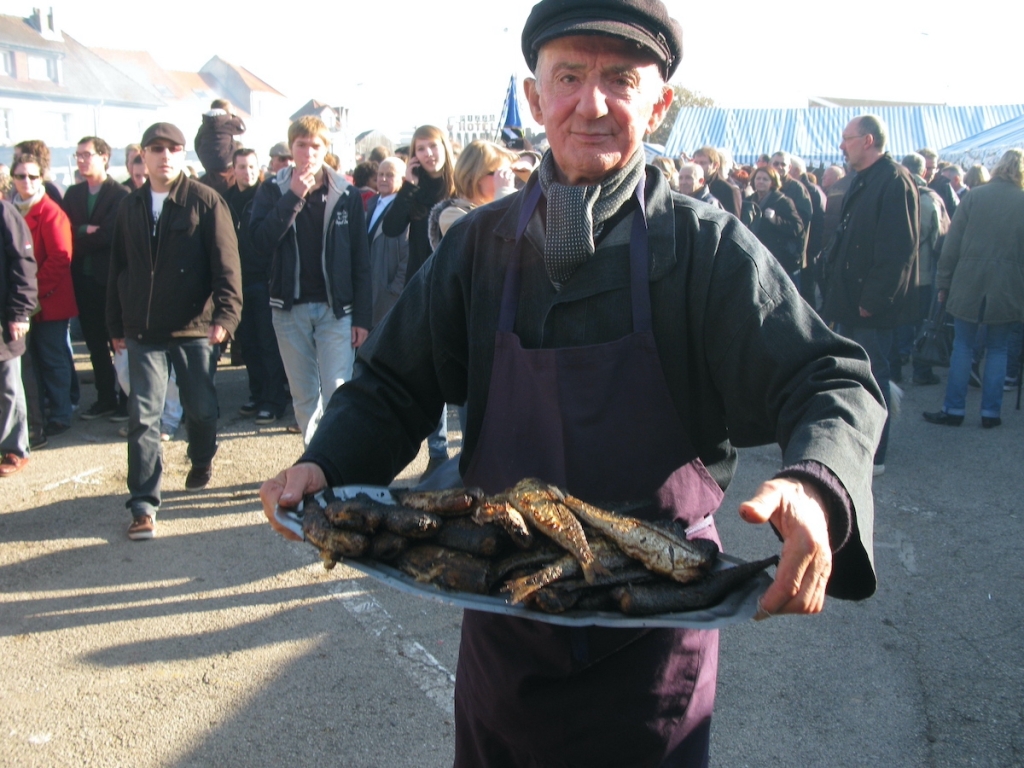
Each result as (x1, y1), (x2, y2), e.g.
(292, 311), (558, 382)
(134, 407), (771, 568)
(11, 154), (77, 435)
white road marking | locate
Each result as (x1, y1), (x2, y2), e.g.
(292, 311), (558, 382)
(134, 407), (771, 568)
(40, 467), (104, 492)
(331, 580), (456, 715)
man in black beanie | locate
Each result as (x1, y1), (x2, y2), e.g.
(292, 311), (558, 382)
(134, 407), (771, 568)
(261, 1), (885, 764)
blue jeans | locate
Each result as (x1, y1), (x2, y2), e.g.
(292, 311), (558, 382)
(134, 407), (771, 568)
(943, 319), (1011, 418)
(841, 325), (892, 465)
(272, 304), (354, 445)
(0, 356), (28, 457)
(125, 338), (219, 515)
(237, 283), (289, 415)
(1005, 322), (1022, 383)
(29, 318), (73, 425)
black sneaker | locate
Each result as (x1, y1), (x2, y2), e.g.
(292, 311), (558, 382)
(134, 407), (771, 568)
(45, 421), (70, 437)
(109, 402), (129, 422)
(81, 401), (117, 420)
(185, 464), (212, 490)
(254, 410), (278, 425)
(29, 433), (48, 450)
(238, 400), (259, 416)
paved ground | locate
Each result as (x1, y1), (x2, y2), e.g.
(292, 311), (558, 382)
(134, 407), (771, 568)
(1, 354), (1021, 767)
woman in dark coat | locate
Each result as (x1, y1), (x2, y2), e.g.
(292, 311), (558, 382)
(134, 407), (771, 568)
(749, 166), (804, 275)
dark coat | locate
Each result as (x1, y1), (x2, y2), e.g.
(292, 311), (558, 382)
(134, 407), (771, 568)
(0, 201), (37, 361)
(303, 170), (887, 600)
(62, 176), (130, 287)
(708, 176), (742, 218)
(224, 183), (264, 287)
(249, 165), (372, 330)
(801, 176), (827, 261)
(822, 154), (919, 329)
(750, 190), (803, 272)
(381, 171), (447, 280)
(194, 111), (246, 174)
(781, 177), (813, 265)
(106, 174), (242, 342)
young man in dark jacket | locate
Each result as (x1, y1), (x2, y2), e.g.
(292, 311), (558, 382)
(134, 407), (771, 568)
(194, 99), (245, 194)
(62, 136), (130, 419)
(107, 122), (242, 540)
(822, 114), (919, 476)
(225, 148), (288, 424)
(249, 116), (371, 446)
(0, 201), (37, 476)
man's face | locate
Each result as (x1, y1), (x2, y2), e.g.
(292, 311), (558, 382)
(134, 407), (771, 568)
(142, 139), (185, 187)
(131, 158), (147, 187)
(377, 164), (401, 197)
(76, 141), (107, 180)
(234, 153), (259, 190)
(692, 152), (715, 180)
(524, 35), (671, 185)
(943, 168), (962, 188)
(291, 135), (327, 176)
(678, 167), (703, 195)
(125, 147), (140, 172)
(840, 119), (870, 171)
(771, 154), (790, 180)
(924, 156), (936, 181)
(821, 166), (841, 191)
(270, 154), (292, 174)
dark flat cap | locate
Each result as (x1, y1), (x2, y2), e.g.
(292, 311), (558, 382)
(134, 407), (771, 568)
(141, 122), (186, 148)
(522, 0), (683, 79)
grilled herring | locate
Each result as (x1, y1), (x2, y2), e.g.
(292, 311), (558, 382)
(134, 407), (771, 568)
(394, 487), (484, 516)
(396, 545), (493, 594)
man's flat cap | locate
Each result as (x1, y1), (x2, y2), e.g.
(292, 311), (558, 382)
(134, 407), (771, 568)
(269, 141), (292, 159)
(141, 122), (186, 148)
(522, 0), (683, 79)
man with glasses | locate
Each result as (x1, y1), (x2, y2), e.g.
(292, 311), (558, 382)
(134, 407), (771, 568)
(106, 123), (242, 540)
(822, 114), (919, 477)
(62, 136), (129, 420)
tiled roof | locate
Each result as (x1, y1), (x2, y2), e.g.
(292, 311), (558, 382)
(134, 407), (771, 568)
(0, 15), (162, 107)
(664, 105), (1024, 167)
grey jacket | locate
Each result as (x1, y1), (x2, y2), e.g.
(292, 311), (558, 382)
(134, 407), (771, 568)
(937, 177), (1024, 324)
(367, 195), (409, 328)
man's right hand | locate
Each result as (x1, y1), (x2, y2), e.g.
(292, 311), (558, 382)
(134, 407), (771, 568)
(289, 166), (317, 199)
(112, 338), (126, 352)
(260, 462), (328, 541)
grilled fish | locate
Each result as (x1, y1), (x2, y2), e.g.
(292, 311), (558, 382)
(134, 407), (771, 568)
(369, 531), (409, 561)
(393, 487), (484, 516)
(560, 491), (718, 583)
(382, 506), (443, 538)
(323, 493), (387, 533)
(472, 495), (533, 549)
(492, 542), (563, 581)
(302, 498), (371, 564)
(507, 478), (609, 584)
(436, 517), (505, 557)
(503, 538), (631, 604)
(612, 555), (779, 616)
(395, 544), (493, 594)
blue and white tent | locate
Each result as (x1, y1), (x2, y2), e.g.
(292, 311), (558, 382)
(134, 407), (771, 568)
(940, 114), (1024, 168)
(664, 105), (1024, 168)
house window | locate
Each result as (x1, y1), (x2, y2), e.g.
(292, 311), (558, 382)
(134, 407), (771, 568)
(28, 55), (50, 81)
(62, 113), (72, 142)
(1, 110), (11, 141)
(1, 51), (13, 77)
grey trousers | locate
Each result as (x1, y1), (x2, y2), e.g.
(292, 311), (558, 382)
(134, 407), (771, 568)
(0, 356), (29, 458)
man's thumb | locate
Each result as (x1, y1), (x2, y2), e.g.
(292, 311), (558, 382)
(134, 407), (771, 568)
(739, 483), (782, 525)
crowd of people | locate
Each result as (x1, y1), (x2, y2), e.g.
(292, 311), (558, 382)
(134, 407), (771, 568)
(0, 103), (1020, 525)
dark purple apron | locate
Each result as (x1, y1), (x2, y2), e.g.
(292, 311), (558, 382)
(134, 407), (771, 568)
(455, 178), (726, 768)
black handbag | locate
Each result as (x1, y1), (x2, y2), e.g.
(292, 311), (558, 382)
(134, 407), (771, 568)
(913, 298), (952, 368)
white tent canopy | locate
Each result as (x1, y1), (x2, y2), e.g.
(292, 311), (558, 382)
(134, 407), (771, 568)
(940, 114), (1024, 168)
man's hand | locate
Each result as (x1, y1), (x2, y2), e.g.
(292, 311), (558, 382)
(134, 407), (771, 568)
(86, 224), (100, 235)
(208, 324), (228, 345)
(111, 337), (126, 352)
(7, 321), (28, 341)
(289, 166), (317, 199)
(858, 306), (873, 318)
(937, 289), (947, 304)
(738, 478), (832, 619)
(260, 462), (329, 541)
(352, 326), (369, 348)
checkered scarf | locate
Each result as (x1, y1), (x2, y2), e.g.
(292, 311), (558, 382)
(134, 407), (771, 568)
(537, 149), (645, 286)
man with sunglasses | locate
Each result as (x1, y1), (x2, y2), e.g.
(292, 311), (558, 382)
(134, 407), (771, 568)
(106, 122), (242, 540)
(62, 136), (129, 421)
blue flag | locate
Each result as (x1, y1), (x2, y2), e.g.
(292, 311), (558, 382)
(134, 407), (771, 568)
(499, 75), (525, 148)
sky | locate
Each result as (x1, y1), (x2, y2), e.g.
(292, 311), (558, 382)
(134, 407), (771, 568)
(7, 0), (1024, 137)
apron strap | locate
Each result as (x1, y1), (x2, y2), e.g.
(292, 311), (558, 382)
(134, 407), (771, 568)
(499, 174), (652, 334)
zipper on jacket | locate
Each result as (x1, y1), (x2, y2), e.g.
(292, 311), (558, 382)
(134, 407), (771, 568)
(144, 203), (163, 334)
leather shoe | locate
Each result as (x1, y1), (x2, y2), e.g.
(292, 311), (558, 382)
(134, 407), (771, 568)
(185, 463), (212, 490)
(923, 410), (963, 426)
(0, 453), (28, 476)
(982, 417), (1002, 429)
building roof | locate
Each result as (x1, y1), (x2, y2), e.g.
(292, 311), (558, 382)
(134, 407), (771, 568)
(203, 57), (283, 97)
(290, 99), (336, 121)
(664, 105), (1024, 167)
(0, 15), (162, 107)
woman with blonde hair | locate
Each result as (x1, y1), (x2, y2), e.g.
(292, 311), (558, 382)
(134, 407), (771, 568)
(428, 140), (518, 249)
(963, 164), (991, 190)
(924, 148), (1024, 429)
(382, 124), (456, 281)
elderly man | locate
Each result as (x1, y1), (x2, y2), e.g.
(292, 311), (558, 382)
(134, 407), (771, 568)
(677, 161), (722, 208)
(366, 157), (409, 328)
(260, 0), (885, 764)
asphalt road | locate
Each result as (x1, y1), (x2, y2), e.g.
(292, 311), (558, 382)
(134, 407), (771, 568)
(1, 358), (1021, 767)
